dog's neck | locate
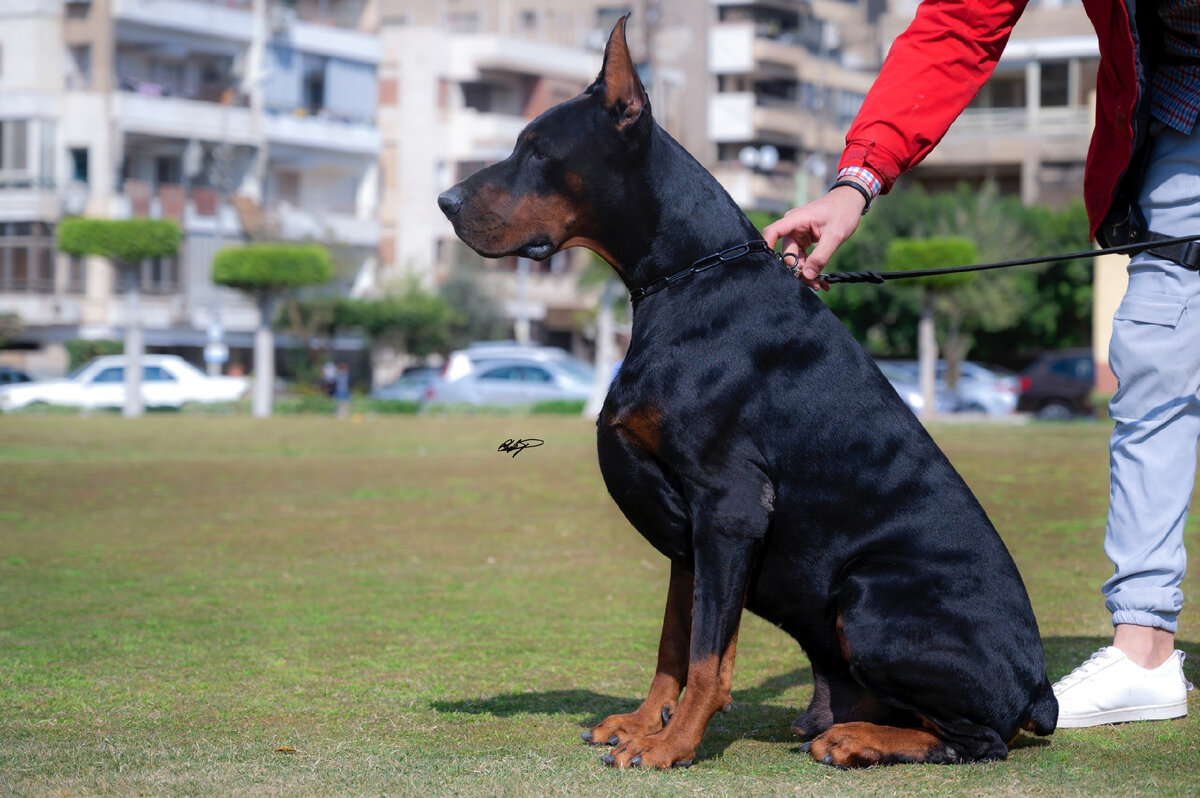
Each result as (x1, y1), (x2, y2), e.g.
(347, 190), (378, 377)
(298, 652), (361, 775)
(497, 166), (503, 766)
(609, 125), (764, 294)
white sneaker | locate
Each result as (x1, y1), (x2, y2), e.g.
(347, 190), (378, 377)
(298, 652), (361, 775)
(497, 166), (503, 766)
(1053, 646), (1192, 728)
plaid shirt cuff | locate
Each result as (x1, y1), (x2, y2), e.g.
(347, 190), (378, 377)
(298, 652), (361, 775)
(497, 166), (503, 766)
(835, 166), (883, 199)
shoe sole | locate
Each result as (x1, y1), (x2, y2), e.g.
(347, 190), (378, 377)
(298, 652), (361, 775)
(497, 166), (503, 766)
(1056, 700), (1188, 728)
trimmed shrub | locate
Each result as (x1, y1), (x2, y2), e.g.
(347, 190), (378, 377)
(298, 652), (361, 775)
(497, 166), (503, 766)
(213, 244), (334, 291)
(885, 236), (979, 291)
(57, 218), (181, 263)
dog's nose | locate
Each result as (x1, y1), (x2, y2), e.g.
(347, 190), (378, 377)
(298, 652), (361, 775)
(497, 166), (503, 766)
(438, 187), (464, 218)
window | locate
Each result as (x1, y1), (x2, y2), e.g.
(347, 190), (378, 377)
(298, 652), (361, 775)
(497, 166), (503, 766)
(144, 255), (180, 295)
(1040, 61), (1070, 107)
(522, 366), (553, 383)
(92, 367), (124, 384)
(273, 170), (301, 205)
(67, 45), (91, 90)
(480, 366), (521, 381)
(0, 222), (55, 294)
(66, 256), (86, 294)
(0, 120), (29, 180)
(144, 366), (176, 383)
(70, 148), (89, 183)
(302, 54), (328, 115)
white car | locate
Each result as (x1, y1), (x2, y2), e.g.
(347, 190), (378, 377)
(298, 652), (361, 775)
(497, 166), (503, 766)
(0, 354), (249, 412)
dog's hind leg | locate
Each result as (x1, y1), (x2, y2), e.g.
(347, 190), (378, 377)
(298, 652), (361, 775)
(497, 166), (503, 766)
(584, 560), (693, 746)
(793, 661), (915, 740)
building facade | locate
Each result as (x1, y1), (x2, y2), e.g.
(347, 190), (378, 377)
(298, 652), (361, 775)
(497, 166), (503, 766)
(0, 0), (381, 376)
(2, 0), (1105, 378)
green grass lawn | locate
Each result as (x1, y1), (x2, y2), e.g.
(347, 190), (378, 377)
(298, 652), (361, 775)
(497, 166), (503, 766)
(1, 415), (1197, 796)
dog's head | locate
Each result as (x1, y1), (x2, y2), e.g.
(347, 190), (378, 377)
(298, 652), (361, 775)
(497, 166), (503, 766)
(437, 14), (651, 267)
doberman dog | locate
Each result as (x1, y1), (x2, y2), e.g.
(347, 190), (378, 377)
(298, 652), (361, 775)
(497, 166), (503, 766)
(438, 16), (1057, 769)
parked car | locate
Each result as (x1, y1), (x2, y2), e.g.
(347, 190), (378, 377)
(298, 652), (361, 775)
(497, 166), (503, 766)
(0, 365), (32, 386)
(0, 355), (249, 412)
(1017, 348), (1095, 419)
(940, 361), (1020, 416)
(881, 360), (1019, 416)
(426, 355), (595, 407)
(370, 367), (440, 402)
(875, 360), (957, 416)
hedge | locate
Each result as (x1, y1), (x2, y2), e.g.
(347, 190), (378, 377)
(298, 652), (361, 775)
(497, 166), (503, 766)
(57, 218), (181, 263)
(213, 244), (333, 291)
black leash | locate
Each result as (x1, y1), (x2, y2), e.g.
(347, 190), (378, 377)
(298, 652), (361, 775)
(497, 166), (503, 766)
(819, 232), (1200, 285)
(629, 233), (1200, 302)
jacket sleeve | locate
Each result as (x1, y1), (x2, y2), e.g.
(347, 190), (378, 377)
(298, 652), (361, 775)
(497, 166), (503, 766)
(839, 0), (1031, 193)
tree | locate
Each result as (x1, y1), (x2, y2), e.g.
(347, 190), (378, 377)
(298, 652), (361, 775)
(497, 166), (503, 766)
(437, 262), (508, 348)
(809, 183), (1091, 367)
(213, 243), (333, 417)
(57, 218), (181, 417)
(336, 285), (462, 358)
(886, 236), (978, 417)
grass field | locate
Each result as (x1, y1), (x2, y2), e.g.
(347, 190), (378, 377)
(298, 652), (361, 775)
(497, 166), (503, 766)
(1, 415), (1198, 797)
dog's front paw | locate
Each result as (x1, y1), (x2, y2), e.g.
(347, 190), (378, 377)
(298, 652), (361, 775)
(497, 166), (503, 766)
(601, 733), (695, 769)
(583, 702), (674, 747)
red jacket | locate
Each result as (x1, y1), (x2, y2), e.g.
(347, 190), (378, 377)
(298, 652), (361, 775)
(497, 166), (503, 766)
(838, 0), (1143, 240)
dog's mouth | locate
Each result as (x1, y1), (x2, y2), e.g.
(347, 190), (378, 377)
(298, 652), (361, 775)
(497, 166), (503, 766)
(520, 240), (555, 261)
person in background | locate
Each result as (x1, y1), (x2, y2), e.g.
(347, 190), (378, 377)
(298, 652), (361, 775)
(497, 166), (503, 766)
(334, 362), (351, 419)
(764, 0), (1195, 727)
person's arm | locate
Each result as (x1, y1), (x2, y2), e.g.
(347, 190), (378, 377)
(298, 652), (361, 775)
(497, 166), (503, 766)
(765, 0), (1030, 289)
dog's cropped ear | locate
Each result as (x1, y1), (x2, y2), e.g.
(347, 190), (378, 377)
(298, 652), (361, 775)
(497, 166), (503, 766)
(597, 14), (650, 133)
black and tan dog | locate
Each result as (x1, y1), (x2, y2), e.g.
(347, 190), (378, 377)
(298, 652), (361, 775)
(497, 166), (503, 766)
(438, 16), (1057, 769)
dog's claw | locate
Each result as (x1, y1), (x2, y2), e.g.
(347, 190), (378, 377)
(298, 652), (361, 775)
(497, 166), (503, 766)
(723, 702), (733, 713)
(607, 734), (618, 745)
(661, 705), (673, 726)
(631, 755), (642, 766)
(822, 754), (833, 765)
(601, 753), (615, 765)
(798, 741), (812, 753)
(581, 732), (592, 743)
(673, 758), (693, 768)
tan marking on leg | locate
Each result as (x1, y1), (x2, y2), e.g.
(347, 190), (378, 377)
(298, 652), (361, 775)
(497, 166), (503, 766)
(588, 563), (692, 745)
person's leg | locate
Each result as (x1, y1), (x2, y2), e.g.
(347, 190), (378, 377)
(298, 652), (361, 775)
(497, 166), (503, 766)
(1054, 123), (1199, 726)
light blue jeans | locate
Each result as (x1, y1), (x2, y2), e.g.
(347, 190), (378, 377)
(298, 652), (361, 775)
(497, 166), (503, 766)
(1104, 121), (1200, 634)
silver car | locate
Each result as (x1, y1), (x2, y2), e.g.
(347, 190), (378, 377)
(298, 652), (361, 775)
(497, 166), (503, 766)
(426, 355), (595, 407)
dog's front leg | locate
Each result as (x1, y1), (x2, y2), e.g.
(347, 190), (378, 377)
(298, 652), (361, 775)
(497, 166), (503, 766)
(603, 535), (755, 769)
(584, 560), (693, 746)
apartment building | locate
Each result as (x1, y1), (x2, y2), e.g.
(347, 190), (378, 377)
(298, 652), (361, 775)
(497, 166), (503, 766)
(0, 0), (381, 375)
(378, 0), (660, 352)
(885, 0), (1098, 207)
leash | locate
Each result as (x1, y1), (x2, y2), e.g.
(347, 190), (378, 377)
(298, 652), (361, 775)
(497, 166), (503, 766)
(816, 232), (1200, 285)
(628, 232), (1200, 302)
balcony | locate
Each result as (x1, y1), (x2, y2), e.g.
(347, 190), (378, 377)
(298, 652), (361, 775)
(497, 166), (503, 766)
(708, 92), (808, 142)
(113, 91), (259, 145)
(444, 109), (526, 161)
(268, 203), (379, 248)
(264, 111), (379, 155)
(0, 188), (60, 223)
(112, 0), (254, 42)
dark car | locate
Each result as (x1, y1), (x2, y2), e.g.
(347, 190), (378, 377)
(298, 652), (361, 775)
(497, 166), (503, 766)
(1017, 348), (1095, 419)
(0, 365), (32, 386)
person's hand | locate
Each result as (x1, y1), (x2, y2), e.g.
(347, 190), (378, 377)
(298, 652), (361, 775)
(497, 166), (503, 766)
(763, 186), (868, 291)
